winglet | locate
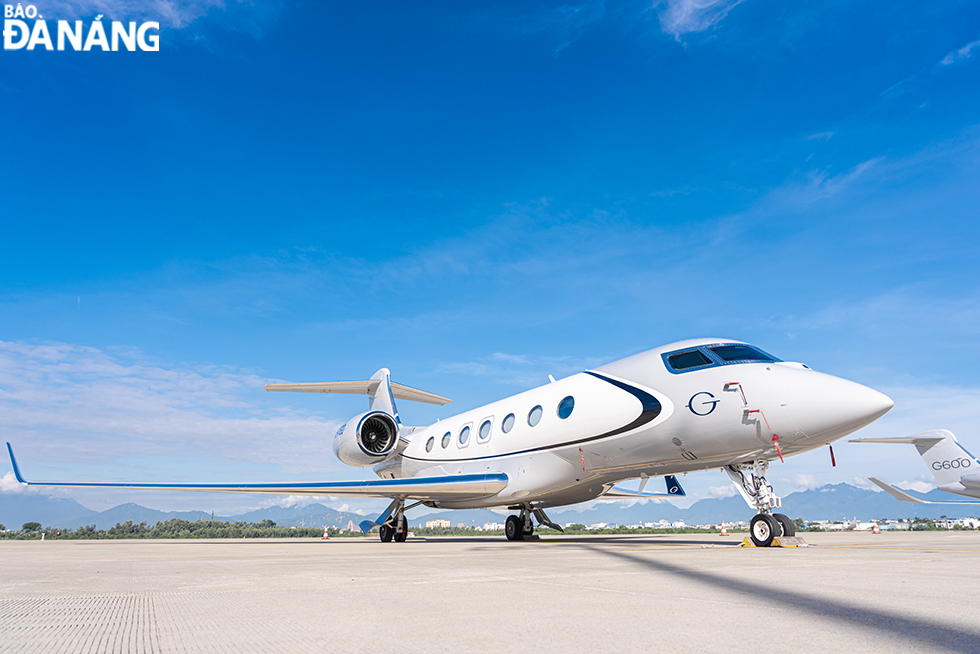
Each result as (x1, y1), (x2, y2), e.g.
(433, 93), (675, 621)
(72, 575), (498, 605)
(605, 474), (687, 499)
(6, 443), (28, 485)
(665, 475), (685, 497)
(867, 477), (927, 503)
(867, 477), (980, 505)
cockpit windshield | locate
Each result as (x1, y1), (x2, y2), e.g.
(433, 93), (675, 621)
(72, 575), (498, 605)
(666, 349), (713, 371)
(708, 344), (780, 364)
(662, 343), (782, 374)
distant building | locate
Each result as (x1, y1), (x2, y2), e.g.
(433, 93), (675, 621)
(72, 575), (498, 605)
(425, 519), (451, 529)
(340, 520), (358, 533)
(483, 523), (504, 531)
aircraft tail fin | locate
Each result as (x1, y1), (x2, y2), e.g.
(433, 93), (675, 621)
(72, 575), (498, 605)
(910, 430), (979, 486)
(851, 430), (979, 487)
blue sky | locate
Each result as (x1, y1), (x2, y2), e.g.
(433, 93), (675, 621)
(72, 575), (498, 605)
(2, 0), (980, 516)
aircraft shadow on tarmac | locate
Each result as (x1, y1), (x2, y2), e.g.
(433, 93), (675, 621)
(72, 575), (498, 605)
(585, 545), (979, 653)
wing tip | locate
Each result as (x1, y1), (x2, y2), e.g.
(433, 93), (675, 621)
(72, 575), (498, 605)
(6, 442), (28, 485)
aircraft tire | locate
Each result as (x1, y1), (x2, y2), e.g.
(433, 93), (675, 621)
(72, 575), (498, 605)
(505, 515), (524, 541)
(772, 513), (795, 537)
(394, 518), (408, 542)
(379, 525), (394, 542)
(750, 514), (778, 547)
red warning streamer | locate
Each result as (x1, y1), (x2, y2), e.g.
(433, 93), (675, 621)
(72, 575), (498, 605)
(772, 434), (784, 463)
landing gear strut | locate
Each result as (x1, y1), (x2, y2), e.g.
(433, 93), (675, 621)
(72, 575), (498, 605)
(727, 460), (794, 546)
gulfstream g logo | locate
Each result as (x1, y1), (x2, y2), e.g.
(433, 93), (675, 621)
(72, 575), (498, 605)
(4, 5), (159, 51)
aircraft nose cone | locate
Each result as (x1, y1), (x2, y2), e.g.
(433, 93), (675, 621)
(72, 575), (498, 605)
(844, 381), (894, 425)
(787, 373), (893, 440)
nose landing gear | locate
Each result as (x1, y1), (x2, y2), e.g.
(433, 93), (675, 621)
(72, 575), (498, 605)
(727, 460), (795, 546)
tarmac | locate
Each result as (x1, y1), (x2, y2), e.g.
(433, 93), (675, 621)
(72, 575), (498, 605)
(2, 531), (979, 653)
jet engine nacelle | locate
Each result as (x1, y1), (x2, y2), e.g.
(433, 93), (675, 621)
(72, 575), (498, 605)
(333, 411), (400, 467)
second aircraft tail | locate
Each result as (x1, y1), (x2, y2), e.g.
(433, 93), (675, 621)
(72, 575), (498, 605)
(851, 429), (979, 487)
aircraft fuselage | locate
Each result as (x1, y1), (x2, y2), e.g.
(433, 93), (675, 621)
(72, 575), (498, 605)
(375, 338), (894, 510)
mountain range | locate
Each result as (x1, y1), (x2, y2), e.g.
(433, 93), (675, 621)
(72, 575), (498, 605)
(3, 483), (978, 532)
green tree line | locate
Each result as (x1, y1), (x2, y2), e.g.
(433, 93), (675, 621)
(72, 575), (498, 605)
(0, 518), (369, 540)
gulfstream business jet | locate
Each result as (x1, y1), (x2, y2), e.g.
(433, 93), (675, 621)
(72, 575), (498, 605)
(6, 339), (894, 546)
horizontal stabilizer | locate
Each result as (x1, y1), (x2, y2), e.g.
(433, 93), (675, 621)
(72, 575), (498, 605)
(263, 380), (451, 405)
(7, 442), (503, 500)
(849, 437), (944, 446)
(868, 477), (980, 505)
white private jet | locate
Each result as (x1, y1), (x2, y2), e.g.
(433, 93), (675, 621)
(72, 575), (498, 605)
(850, 430), (980, 505)
(6, 338), (894, 546)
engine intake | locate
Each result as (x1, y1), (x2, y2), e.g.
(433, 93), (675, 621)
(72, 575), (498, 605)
(359, 414), (397, 454)
(333, 411), (399, 467)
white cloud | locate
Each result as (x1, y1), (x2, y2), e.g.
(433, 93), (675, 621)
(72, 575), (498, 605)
(465, 2), (605, 56)
(703, 484), (736, 498)
(940, 39), (980, 66)
(802, 157), (883, 201)
(265, 494), (323, 509)
(518, 2), (606, 54)
(40, 0), (281, 32)
(1, 471), (26, 494)
(0, 339), (340, 474)
(791, 474), (822, 490)
(851, 476), (880, 492)
(656, 0), (745, 39)
(436, 351), (606, 388)
(895, 480), (936, 494)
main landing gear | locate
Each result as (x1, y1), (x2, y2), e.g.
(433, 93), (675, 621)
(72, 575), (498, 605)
(378, 500), (410, 543)
(727, 460), (796, 547)
(505, 506), (564, 541)
(379, 515), (408, 542)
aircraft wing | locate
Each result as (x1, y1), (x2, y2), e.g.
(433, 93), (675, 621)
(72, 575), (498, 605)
(867, 477), (980, 505)
(6, 443), (505, 501)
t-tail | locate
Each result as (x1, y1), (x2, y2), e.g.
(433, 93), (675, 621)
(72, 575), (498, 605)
(263, 369), (451, 468)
